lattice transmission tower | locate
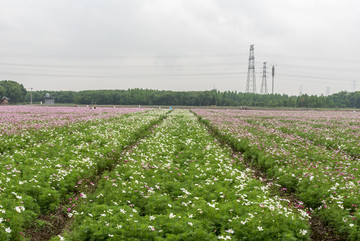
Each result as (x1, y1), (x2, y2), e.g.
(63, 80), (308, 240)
(246, 45), (256, 93)
(260, 62), (268, 94)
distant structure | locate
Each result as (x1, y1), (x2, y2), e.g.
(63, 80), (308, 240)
(0, 96), (9, 105)
(44, 93), (55, 105)
(326, 86), (330, 96)
(246, 44), (256, 93)
(260, 62), (268, 94)
(354, 80), (357, 92)
(30, 87), (33, 105)
(272, 65), (275, 94)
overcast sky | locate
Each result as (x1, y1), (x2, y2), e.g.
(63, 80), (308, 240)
(0, 0), (359, 96)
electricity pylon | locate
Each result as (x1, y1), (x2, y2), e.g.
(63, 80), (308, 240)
(260, 62), (268, 94)
(246, 45), (256, 93)
(272, 65), (275, 94)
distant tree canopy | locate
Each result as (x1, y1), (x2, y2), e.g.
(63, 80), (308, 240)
(21, 87), (360, 108)
(0, 80), (355, 108)
(0, 80), (27, 103)
(0, 85), (6, 97)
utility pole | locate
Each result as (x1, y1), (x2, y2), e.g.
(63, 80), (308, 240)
(30, 88), (33, 105)
(272, 65), (275, 94)
(246, 44), (256, 93)
(260, 62), (268, 94)
(326, 86), (330, 96)
(353, 80), (356, 92)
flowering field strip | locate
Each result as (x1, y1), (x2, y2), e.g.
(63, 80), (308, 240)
(221, 109), (360, 158)
(261, 116), (360, 159)
(58, 110), (310, 241)
(0, 106), (147, 154)
(0, 109), (167, 240)
(193, 109), (360, 239)
(0, 105), (146, 136)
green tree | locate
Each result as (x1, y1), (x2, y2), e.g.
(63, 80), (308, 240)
(0, 85), (5, 97)
(0, 80), (27, 103)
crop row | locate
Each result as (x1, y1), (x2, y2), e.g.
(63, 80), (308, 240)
(193, 109), (360, 240)
(0, 109), (167, 240)
(56, 110), (310, 241)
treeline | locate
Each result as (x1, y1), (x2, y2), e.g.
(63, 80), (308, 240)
(0, 80), (27, 103)
(2, 80), (360, 108)
(23, 88), (360, 108)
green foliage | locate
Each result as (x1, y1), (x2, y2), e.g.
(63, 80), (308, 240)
(15, 81), (360, 108)
(0, 109), (167, 240)
(0, 85), (6, 97)
(58, 110), (310, 240)
(193, 108), (360, 240)
(0, 80), (27, 103)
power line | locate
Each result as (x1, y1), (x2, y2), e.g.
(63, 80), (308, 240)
(0, 70), (247, 79)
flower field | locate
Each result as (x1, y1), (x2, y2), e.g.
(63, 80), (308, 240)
(56, 110), (309, 240)
(0, 106), (146, 135)
(0, 106), (148, 154)
(193, 109), (360, 240)
(0, 106), (166, 240)
(2, 107), (358, 240)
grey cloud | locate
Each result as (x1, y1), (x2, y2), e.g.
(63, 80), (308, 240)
(0, 0), (359, 95)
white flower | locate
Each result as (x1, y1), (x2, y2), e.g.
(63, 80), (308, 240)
(257, 226), (263, 231)
(169, 213), (176, 219)
(15, 206), (23, 213)
(11, 192), (22, 199)
(207, 202), (216, 208)
(299, 229), (307, 235)
(58, 235), (65, 241)
(188, 222), (193, 226)
(225, 229), (234, 234)
(149, 216), (156, 220)
(218, 235), (231, 240)
(5, 227), (11, 233)
(117, 224), (122, 229)
(350, 224), (355, 227)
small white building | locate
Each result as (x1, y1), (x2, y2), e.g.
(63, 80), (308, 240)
(44, 93), (55, 105)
